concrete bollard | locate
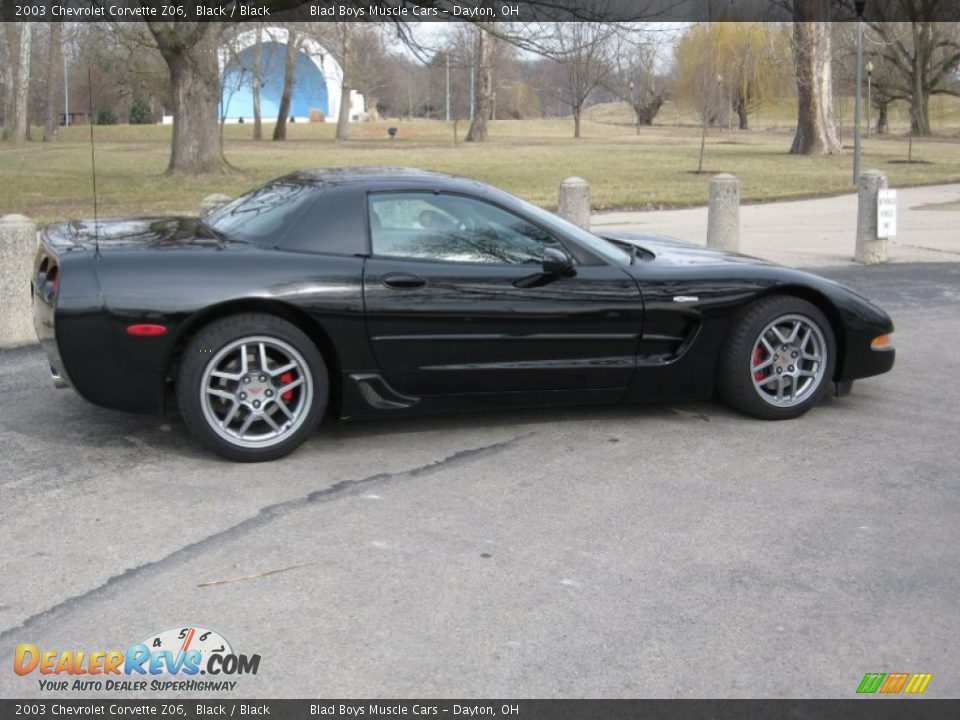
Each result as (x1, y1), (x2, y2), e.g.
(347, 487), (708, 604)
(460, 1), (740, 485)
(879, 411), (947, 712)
(706, 173), (740, 252)
(854, 170), (889, 264)
(199, 193), (232, 217)
(0, 214), (39, 348)
(558, 177), (591, 231)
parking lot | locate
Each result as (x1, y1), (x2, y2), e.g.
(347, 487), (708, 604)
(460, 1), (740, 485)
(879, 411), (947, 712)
(1, 262), (957, 698)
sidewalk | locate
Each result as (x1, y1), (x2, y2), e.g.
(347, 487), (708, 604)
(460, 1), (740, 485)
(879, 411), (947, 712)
(591, 182), (960, 268)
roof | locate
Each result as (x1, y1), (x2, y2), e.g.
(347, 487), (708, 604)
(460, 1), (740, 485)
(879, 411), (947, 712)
(281, 166), (489, 192)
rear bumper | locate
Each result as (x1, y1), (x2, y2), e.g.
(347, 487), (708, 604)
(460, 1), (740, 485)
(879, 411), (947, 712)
(32, 274), (72, 390)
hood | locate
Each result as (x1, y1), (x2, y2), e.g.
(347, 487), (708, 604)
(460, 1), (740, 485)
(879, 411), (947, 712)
(42, 217), (237, 252)
(601, 231), (777, 268)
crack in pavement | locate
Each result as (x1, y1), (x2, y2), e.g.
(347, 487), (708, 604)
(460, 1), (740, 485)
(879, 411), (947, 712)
(0, 433), (533, 644)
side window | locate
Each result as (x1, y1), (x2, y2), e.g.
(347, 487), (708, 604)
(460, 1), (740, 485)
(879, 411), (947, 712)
(281, 187), (366, 255)
(368, 192), (565, 265)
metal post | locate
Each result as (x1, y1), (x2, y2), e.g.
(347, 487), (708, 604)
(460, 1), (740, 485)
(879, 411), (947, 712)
(445, 54), (450, 123)
(469, 64), (475, 121)
(63, 46), (69, 127)
(853, 8), (864, 184)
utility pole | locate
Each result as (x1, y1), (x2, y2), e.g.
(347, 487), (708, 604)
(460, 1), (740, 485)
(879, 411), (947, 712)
(63, 46), (69, 127)
(853, 0), (865, 184)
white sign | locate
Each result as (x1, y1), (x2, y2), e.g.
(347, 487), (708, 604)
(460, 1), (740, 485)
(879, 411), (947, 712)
(877, 189), (897, 238)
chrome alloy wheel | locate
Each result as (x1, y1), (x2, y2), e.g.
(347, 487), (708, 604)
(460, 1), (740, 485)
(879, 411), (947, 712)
(750, 313), (828, 408)
(200, 336), (314, 449)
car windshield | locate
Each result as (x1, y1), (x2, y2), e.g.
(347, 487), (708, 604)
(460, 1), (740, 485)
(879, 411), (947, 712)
(510, 196), (632, 266)
(205, 180), (318, 246)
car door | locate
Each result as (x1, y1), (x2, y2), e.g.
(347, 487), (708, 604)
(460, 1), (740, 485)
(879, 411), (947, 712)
(362, 191), (643, 396)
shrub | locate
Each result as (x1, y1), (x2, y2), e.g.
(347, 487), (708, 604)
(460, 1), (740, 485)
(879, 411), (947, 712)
(128, 99), (152, 125)
(96, 108), (118, 126)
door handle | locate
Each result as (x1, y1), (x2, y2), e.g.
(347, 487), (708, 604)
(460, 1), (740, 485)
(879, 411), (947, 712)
(382, 273), (426, 289)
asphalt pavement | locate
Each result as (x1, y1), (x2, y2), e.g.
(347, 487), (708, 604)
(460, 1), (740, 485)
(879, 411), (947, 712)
(0, 263), (958, 699)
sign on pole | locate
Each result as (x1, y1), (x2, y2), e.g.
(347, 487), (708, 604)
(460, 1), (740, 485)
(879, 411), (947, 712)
(877, 189), (897, 238)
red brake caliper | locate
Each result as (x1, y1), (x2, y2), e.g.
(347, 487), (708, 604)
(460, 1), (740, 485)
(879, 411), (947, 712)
(279, 372), (294, 402)
(753, 347), (766, 381)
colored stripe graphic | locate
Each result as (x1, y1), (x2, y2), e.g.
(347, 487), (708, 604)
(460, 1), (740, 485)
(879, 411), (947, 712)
(879, 673), (909, 693)
(857, 672), (932, 694)
(857, 673), (885, 694)
(903, 673), (933, 694)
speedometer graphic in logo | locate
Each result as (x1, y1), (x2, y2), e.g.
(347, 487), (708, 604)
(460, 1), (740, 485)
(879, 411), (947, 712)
(142, 626), (233, 664)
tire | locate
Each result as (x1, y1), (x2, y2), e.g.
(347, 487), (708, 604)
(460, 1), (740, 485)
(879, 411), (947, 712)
(717, 296), (836, 420)
(177, 313), (328, 461)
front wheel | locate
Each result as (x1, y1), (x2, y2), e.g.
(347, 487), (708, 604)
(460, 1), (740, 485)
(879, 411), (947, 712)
(717, 296), (836, 420)
(177, 314), (328, 461)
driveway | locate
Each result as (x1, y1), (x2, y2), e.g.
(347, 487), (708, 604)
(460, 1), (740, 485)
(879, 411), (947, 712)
(1, 263), (957, 699)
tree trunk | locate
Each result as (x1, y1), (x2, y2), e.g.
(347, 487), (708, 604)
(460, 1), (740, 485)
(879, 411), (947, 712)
(876, 101), (888, 135)
(43, 21), (62, 141)
(466, 24), (494, 142)
(909, 96), (930, 135)
(9, 23), (33, 143)
(149, 22), (229, 174)
(273, 31), (298, 141)
(252, 23), (262, 141)
(697, 111), (708, 172)
(735, 96), (749, 130)
(636, 97), (663, 126)
(335, 24), (351, 141)
(1, 23), (18, 139)
(789, 6), (841, 155)
(573, 105), (582, 139)
(909, 22), (932, 136)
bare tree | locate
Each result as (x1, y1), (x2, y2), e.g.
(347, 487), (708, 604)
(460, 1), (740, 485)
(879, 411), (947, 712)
(252, 24), (263, 140)
(552, 22), (617, 138)
(466, 23), (495, 142)
(43, 22), (63, 141)
(790, 0), (841, 154)
(335, 23), (353, 141)
(147, 21), (229, 174)
(607, 30), (668, 132)
(1, 24), (17, 139)
(863, 16), (960, 136)
(692, 64), (725, 172)
(7, 23), (34, 143)
(273, 29), (300, 141)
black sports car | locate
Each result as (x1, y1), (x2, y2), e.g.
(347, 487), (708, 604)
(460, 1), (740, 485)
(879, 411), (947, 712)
(32, 168), (894, 461)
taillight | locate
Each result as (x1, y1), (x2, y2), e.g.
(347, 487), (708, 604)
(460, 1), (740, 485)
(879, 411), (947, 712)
(37, 254), (60, 301)
(47, 265), (59, 298)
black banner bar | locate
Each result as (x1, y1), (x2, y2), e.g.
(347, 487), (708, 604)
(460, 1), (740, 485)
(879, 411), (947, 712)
(4, 0), (960, 23)
(2, 700), (960, 720)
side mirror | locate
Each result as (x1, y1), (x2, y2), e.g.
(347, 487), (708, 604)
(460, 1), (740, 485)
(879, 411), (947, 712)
(542, 246), (576, 276)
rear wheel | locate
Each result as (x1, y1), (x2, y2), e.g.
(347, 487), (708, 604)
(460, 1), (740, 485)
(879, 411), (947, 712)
(717, 296), (836, 420)
(177, 314), (328, 461)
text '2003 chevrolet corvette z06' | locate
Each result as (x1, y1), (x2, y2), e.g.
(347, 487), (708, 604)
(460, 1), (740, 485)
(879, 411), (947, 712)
(32, 168), (894, 461)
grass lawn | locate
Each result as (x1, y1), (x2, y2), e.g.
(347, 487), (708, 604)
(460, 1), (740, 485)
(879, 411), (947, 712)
(2, 110), (959, 225)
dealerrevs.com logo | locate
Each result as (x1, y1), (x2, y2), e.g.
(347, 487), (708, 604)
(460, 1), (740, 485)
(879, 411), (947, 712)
(14, 626), (261, 693)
